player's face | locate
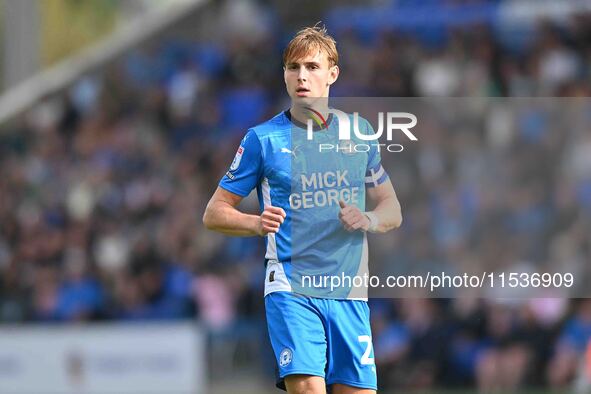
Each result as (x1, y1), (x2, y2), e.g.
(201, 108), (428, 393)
(284, 50), (339, 104)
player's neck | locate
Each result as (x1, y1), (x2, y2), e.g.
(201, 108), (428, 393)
(289, 102), (330, 126)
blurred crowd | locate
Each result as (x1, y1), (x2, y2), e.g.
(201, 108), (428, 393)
(1, 0), (591, 391)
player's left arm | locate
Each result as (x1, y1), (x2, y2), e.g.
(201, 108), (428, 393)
(338, 180), (402, 233)
(365, 178), (402, 232)
(339, 117), (402, 233)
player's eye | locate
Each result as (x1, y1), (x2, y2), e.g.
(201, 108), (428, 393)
(287, 64), (299, 70)
(307, 64), (319, 70)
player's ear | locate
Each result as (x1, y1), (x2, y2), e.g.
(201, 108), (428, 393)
(328, 65), (339, 86)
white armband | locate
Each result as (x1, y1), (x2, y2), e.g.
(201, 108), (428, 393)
(364, 211), (379, 233)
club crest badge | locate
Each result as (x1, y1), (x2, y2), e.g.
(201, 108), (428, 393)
(279, 348), (293, 367)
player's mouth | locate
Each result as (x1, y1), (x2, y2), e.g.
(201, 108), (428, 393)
(296, 87), (311, 97)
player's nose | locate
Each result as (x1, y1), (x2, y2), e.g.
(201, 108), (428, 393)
(297, 66), (308, 81)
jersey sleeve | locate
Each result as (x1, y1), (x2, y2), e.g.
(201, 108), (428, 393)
(362, 118), (389, 188)
(219, 129), (263, 196)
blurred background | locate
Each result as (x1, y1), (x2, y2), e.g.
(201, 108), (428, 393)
(1, 0), (591, 393)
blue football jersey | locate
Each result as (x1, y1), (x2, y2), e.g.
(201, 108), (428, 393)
(219, 110), (388, 299)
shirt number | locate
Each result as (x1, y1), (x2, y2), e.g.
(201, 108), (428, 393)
(358, 335), (375, 365)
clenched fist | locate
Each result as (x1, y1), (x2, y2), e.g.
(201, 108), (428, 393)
(258, 206), (286, 235)
(338, 200), (370, 232)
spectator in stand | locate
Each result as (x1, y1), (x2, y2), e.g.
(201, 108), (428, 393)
(0, 4), (591, 390)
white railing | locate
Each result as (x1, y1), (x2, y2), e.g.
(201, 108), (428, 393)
(0, 0), (206, 126)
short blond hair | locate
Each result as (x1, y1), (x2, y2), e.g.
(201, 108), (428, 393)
(283, 23), (338, 67)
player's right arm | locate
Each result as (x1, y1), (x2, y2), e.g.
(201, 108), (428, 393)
(202, 129), (285, 237)
(203, 187), (285, 237)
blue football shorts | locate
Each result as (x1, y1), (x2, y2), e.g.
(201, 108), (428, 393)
(265, 291), (377, 391)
